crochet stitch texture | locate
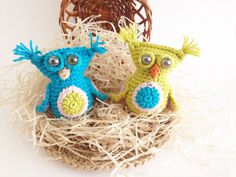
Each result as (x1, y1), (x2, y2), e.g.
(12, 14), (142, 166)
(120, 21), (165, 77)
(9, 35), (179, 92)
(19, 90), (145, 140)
(111, 25), (200, 114)
(13, 34), (108, 118)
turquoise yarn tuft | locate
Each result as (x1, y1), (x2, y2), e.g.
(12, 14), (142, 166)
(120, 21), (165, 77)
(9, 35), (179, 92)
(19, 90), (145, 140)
(13, 33), (108, 118)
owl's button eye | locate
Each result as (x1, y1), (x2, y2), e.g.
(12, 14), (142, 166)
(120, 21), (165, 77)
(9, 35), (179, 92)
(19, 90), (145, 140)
(48, 56), (60, 67)
(142, 54), (152, 65)
(67, 55), (78, 66)
(161, 57), (172, 68)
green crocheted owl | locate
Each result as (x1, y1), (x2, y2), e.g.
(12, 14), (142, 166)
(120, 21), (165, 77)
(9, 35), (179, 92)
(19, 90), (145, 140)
(111, 25), (200, 114)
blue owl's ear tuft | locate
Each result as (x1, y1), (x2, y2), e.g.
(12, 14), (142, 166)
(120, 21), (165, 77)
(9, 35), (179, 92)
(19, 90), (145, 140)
(89, 33), (107, 55)
(13, 40), (42, 62)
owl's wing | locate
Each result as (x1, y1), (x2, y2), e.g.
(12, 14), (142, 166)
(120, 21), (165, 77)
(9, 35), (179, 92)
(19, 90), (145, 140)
(36, 84), (51, 113)
(166, 89), (178, 111)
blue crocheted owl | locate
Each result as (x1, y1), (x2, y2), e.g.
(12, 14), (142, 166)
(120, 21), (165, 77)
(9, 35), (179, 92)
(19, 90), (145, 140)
(13, 34), (108, 118)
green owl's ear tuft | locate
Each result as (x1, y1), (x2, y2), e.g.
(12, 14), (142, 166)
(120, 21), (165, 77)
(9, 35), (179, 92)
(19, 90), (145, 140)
(181, 36), (200, 57)
(119, 24), (139, 44)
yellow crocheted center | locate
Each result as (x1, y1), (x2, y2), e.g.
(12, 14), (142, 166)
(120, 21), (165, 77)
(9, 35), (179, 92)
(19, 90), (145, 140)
(61, 91), (85, 115)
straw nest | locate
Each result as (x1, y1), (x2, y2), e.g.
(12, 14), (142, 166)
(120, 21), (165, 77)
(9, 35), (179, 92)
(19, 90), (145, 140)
(8, 17), (179, 170)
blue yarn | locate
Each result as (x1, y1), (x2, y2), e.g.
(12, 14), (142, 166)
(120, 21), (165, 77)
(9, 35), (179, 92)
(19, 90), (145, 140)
(13, 40), (42, 62)
(135, 86), (160, 109)
(89, 33), (107, 54)
(13, 34), (108, 118)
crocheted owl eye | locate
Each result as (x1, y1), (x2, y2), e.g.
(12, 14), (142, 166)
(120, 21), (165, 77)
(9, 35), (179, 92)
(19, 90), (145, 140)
(13, 34), (108, 118)
(141, 54), (153, 65)
(111, 25), (200, 114)
(67, 54), (79, 66)
(48, 56), (60, 67)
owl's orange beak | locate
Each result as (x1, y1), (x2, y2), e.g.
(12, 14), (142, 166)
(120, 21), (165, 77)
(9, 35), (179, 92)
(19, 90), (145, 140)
(150, 64), (160, 79)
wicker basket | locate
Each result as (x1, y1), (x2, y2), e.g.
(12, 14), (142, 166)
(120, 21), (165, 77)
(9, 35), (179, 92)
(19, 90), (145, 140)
(59, 0), (152, 41)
